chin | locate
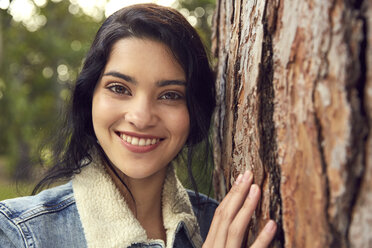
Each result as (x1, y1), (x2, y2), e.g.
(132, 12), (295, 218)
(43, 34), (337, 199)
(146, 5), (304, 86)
(115, 162), (168, 180)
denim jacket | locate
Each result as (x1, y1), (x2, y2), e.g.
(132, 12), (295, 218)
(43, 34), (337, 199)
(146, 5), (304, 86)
(0, 164), (218, 248)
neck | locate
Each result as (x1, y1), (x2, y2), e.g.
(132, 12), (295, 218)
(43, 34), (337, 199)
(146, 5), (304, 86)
(105, 163), (167, 240)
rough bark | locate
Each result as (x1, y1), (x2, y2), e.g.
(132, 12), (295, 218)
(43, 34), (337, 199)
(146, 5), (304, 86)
(212, 0), (371, 247)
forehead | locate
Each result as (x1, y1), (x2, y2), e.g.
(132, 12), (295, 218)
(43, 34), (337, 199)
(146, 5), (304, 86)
(104, 38), (185, 81)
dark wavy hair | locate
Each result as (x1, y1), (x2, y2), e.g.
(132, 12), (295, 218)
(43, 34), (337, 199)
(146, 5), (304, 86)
(33, 4), (215, 195)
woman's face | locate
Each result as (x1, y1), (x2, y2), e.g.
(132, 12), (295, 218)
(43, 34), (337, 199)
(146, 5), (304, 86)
(92, 38), (189, 180)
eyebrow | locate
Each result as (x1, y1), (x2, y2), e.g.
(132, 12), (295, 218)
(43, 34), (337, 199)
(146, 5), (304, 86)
(102, 71), (186, 87)
(103, 71), (137, 84)
(157, 80), (186, 87)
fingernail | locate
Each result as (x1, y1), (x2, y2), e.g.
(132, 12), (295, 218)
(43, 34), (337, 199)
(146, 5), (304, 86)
(248, 184), (258, 198)
(235, 174), (243, 185)
(242, 170), (252, 182)
(264, 220), (276, 233)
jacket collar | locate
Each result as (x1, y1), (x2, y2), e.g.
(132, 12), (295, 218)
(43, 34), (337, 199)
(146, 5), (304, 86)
(72, 161), (202, 248)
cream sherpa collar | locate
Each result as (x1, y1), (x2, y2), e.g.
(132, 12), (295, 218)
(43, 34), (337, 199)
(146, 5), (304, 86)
(72, 162), (202, 248)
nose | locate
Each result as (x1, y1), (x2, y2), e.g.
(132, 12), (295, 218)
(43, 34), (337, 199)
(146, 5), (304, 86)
(124, 95), (157, 130)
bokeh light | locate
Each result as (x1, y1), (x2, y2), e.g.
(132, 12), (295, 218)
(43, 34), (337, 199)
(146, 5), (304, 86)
(2, 0), (177, 32)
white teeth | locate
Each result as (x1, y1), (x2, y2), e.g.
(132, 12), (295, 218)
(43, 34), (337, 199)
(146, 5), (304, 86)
(138, 138), (146, 146)
(131, 137), (139, 145)
(120, 133), (160, 146)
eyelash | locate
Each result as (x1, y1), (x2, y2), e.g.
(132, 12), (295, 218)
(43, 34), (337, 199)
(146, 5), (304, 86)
(159, 91), (183, 101)
(106, 82), (184, 101)
(106, 83), (131, 95)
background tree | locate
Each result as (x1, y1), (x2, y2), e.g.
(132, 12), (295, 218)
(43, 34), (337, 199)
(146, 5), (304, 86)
(212, 0), (371, 247)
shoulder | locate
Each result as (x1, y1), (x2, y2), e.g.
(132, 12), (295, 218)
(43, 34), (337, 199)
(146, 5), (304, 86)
(0, 182), (85, 247)
(187, 190), (219, 241)
(0, 182), (74, 217)
(187, 190), (219, 212)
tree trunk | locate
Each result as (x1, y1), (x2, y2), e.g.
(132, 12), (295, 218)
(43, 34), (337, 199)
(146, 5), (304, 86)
(211, 0), (371, 247)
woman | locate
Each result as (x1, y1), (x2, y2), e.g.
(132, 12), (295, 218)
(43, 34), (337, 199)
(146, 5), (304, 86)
(0, 4), (276, 248)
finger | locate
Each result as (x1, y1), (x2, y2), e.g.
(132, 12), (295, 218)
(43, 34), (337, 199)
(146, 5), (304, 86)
(250, 220), (277, 248)
(204, 171), (251, 247)
(210, 171), (253, 248)
(203, 173), (245, 247)
(225, 184), (261, 247)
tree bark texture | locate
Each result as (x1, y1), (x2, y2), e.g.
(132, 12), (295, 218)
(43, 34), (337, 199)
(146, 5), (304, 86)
(212, 0), (371, 247)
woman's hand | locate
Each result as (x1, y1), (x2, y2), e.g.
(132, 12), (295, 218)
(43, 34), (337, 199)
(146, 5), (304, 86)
(203, 171), (277, 248)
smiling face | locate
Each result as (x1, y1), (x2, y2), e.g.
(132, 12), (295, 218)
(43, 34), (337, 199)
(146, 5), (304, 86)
(92, 38), (189, 180)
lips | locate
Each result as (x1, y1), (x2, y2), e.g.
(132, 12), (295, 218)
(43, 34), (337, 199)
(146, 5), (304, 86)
(120, 133), (160, 146)
(116, 132), (163, 153)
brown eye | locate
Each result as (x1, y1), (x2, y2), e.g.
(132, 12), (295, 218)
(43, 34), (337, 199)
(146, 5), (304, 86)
(107, 84), (131, 95)
(159, 92), (183, 100)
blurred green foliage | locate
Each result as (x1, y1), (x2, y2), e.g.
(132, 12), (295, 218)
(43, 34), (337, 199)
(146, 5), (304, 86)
(0, 1), (99, 182)
(0, 0), (215, 198)
(176, 0), (215, 49)
(0, 180), (35, 201)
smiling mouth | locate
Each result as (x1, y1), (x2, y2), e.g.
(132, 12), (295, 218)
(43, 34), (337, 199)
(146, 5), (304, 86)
(117, 133), (162, 147)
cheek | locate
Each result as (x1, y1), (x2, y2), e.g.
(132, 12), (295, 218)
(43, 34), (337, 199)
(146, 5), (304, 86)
(92, 95), (105, 131)
(92, 94), (119, 131)
(168, 107), (190, 140)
